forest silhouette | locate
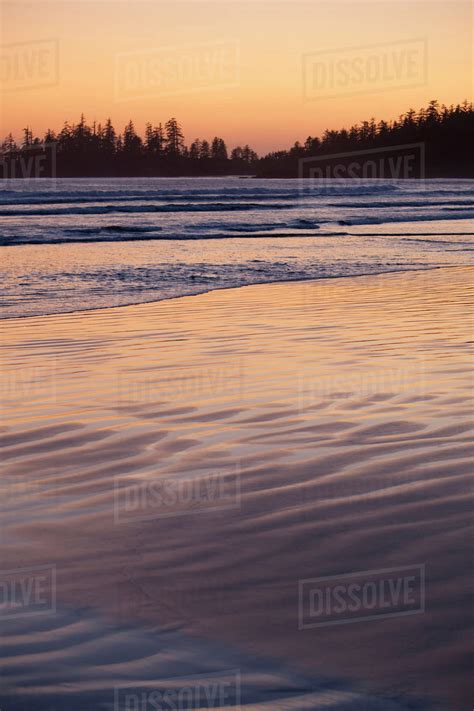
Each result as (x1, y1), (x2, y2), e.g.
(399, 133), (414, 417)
(1, 100), (472, 178)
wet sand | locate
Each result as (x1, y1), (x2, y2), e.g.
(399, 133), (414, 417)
(0, 267), (473, 709)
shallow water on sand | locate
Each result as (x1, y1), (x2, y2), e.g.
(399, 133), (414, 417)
(1, 267), (472, 709)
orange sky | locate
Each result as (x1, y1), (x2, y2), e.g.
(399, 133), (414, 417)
(1, 1), (472, 153)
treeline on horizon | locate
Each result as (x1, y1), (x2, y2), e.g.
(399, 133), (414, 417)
(1, 100), (473, 178)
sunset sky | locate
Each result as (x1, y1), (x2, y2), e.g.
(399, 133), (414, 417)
(1, 1), (472, 153)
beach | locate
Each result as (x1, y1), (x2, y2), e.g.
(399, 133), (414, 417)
(1, 266), (472, 709)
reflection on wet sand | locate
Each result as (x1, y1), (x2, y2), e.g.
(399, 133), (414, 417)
(1, 267), (472, 709)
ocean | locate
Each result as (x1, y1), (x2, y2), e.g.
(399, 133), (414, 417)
(1, 176), (473, 317)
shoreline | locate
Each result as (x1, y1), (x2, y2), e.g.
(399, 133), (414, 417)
(0, 263), (452, 321)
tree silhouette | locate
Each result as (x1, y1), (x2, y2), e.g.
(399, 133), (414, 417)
(257, 99), (473, 178)
(165, 118), (184, 157)
(199, 139), (210, 160)
(1, 100), (471, 178)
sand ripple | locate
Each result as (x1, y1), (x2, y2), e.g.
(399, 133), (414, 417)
(1, 267), (472, 709)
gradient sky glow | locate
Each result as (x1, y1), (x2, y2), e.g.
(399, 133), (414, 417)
(1, 1), (472, 152)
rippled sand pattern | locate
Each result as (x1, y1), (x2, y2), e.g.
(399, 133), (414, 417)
(0, 267), (473, 709)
